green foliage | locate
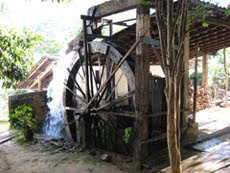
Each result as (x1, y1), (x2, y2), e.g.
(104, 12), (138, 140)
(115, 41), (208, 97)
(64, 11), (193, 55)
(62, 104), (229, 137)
(122, 127), (133, 144)
(225, 5), (230, 16)
(190, 72), (202, 86)
(188, 3), (213, 27)
(208, 50), (230, 88)
(9, 105), (37, 130)
(35, 38), (63, 54)
(138, 0), (152, 5)
(0, 27), (41, 88)
(13, 133), (27, 145)
(0, 0), (7, 14)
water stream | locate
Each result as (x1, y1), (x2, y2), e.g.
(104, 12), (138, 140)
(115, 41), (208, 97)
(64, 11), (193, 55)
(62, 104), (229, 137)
(43, 51), (75, 138)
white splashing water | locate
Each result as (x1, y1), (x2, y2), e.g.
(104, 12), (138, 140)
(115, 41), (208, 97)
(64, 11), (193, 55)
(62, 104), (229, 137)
(43, 51), (76, 138)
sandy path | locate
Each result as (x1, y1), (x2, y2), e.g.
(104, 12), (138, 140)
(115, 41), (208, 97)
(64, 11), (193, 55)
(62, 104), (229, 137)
(0, 141), (128, 173)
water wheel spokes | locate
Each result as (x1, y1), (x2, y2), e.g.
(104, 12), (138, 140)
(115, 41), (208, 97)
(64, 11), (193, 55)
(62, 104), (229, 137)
(62, 42), (135, 149)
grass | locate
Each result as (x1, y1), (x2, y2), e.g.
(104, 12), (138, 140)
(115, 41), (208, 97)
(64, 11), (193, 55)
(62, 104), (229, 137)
(13, 132), (37, 147)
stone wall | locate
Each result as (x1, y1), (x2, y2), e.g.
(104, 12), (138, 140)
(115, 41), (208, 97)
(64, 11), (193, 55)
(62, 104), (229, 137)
(8, 91), (48, 132)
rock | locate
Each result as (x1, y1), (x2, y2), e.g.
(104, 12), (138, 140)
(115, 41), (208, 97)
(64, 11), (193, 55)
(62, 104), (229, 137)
(79, 148), (84, 152)
(87, 168), (93, 172)
(101, 154), (111, 162)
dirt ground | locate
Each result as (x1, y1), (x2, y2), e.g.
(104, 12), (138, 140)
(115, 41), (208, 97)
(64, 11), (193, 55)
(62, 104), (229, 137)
(0, 140), (128, 173)
(1, 107), (230, 173)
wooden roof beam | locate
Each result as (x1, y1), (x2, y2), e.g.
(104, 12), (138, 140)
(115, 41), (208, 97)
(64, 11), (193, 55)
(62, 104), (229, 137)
(206, 16), (230, 29)
(88, 0), (154, 18)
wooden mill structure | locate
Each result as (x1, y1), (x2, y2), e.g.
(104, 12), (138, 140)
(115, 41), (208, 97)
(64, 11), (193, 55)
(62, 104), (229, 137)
(62, 0), (230, 160)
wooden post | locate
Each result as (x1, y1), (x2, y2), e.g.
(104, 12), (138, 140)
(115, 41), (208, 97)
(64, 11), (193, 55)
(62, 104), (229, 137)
(193, 46), (199, 123)
(202, 54), (208, 87)
(224, 47), (229, 107)
(213, 84), (219, 100)
(82, 17), (92, 148)
(182, 24), (189, 128)
(134, 4), (150, 169)
(37, 75), (42, 91)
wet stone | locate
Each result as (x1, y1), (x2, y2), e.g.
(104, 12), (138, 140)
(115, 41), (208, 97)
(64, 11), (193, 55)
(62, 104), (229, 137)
(101, 153), (112, 162)
(32, 135), (79, 153)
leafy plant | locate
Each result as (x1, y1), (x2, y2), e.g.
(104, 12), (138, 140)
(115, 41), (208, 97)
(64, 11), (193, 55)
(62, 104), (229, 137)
(225, 5), (230, 16)
(122, 127), (133, 144)
(188, 3), (213, 27)
(0, 27), (41, 89)
(138, 0), (152, 6)
(34, 38), (63, 54)
(9, 105), (36, 130)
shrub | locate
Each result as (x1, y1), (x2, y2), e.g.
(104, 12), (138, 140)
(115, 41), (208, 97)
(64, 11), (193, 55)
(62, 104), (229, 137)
(9, 105), (37, 140)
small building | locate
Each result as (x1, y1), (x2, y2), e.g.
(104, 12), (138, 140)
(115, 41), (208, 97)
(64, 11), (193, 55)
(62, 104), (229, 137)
(18, 56), (58, 90)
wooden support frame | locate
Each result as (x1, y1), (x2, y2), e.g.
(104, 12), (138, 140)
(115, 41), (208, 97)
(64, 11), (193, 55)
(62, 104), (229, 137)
(193, 46), (199, 123)
(134, 4), (150, 169)
(206, 16), (230, 29)
(88, 0), (141, 18)
(202, 54), (208, 87)
(82, 17), (92, 148)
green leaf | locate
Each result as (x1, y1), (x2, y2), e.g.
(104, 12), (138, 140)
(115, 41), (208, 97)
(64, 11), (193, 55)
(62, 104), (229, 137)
(122, 127), (133, 144)
(202, 22), (209, 28)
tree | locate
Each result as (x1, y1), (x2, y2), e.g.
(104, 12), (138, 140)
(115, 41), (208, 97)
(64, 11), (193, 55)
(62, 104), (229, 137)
(153, 0), (189, 172)
(0, 27), (40, 88)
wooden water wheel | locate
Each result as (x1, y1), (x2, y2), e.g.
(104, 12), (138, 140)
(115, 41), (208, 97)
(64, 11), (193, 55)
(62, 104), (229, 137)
(62, 41), (135, 153)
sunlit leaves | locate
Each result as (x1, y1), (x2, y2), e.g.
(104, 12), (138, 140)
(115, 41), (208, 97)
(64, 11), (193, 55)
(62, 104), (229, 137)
(202, 22), (209, 27)
(9, 105), (37, 130)
(188, 3), (213, 27)
(225, 5), (230, 16)
(0, 27), (41, 88)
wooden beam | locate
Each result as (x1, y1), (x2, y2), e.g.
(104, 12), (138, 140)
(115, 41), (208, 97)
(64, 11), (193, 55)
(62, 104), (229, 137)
(202, 54), (208, 87)
(206, 16), (230, 29)
(28, 63), (53, 89)
(134, 4), (150, 170)
(88, 0), (140, 18)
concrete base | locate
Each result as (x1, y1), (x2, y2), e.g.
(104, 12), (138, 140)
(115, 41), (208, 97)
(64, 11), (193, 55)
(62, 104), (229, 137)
(183, 122), (199, 144)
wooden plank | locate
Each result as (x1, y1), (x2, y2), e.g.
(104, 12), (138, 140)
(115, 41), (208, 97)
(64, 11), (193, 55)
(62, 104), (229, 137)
(88, 0), (140, 18)
(141, 133), (167, 144)
(0, 132), (18, 144)
(143, 36), (179, 50)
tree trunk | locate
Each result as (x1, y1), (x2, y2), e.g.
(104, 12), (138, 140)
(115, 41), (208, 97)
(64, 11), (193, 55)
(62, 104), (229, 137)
(166, 76), (182, 173)
(154, 0), (189, 172)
